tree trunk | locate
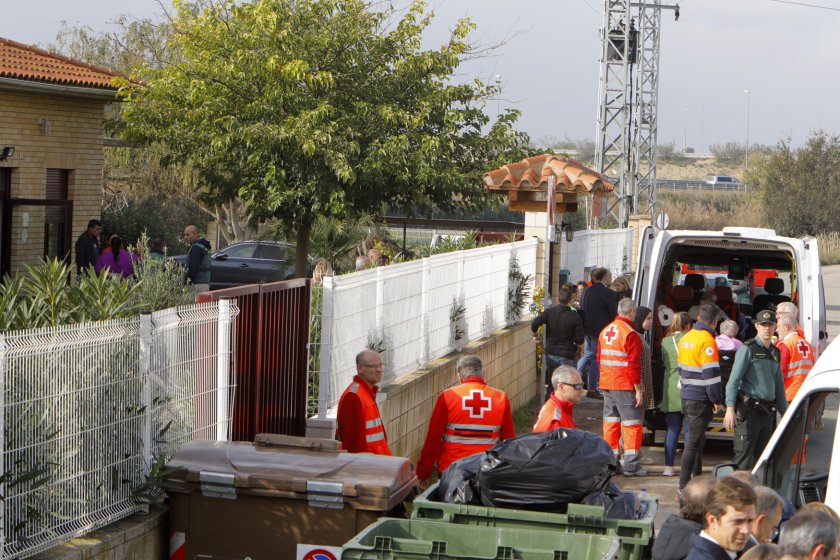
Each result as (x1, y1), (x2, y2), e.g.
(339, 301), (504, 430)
(295, 221), (311, 278)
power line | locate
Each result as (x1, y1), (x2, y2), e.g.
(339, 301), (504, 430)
(579, 0), (600, 16)
(768, 0), (840, 12)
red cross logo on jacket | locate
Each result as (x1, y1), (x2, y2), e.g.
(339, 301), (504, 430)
(798, 340), (810, 358)
(603, 324), (619, 345)
(462, 390), (492, 418)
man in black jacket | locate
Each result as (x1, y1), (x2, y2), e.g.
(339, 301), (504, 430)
(686, 477), (756, 560)
(531, 287), (584, 400)
(74, 219), (101, 275)
(578, 267), (618, 396)
(653, 474), (714, 560)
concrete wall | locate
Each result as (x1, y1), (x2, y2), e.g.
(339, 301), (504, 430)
(377, 319), (537, 460)
(0, 89), (109, 274)
(33, 506), (167, 560)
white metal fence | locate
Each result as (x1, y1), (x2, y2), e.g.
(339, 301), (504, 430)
(316, 240), (537, 412)
(559, 228), (634, 283)
(0, 300), (238, 558)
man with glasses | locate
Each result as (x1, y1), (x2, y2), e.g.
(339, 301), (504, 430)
(417, 355), (514, 485)
(776, 302), (804, 338)
(533, 365), (586, 431)
(336, 350), (391, 455)
(776, 313), (814, 403)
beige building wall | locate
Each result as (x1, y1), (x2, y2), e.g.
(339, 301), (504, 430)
(377, 320), (537, 460)
(0, 89), (108, 274)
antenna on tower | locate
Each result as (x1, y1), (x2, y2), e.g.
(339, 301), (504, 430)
(593, 1), (679, 228)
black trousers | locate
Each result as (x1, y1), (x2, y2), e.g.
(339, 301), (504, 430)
(733, 405), (774, 470)
(680, 399), (713, 489)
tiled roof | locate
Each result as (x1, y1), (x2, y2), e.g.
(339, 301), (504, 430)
(0, 37), (121, 90)
(484, 154), (615, 193)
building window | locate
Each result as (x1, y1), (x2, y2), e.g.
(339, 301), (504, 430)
(45, 169), (69, 260)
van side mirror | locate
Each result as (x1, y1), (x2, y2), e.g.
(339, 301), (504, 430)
(713, 463), (738, 478)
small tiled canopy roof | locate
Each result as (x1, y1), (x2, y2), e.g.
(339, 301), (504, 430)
(484, 154), (615, 213)
(0, 37), (121, 90)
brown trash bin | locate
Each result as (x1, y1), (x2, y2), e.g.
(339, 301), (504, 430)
(164, 434), (417, 559)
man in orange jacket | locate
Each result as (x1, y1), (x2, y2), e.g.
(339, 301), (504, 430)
(533, 365), (586, 431)
(776, 313), (813, 403)
(598, 298), (647, 476)
(336, 350), (392, 455)
(417, 355), (515, 483)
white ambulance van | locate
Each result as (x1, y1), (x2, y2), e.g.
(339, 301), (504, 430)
(632, 226), (827, 439)
(747, 336), (839, 509)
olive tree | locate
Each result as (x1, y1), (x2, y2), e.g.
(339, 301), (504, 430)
(117, 0), (530, 276)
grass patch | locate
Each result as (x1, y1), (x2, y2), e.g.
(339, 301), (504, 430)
(818, 232), (840, 265)
(513, 395), (543, 435)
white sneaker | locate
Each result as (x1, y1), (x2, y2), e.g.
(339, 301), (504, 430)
(663, 466), (674, 477)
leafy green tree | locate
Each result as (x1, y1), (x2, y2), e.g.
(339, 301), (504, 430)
(50, 18), (252, 246)
(751, 132), (840, 236)
(117, 0), (531, 276)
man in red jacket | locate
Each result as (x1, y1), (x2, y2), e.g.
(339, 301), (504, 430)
(417, 355), (515, 484)
(598, 297), (647, 476)
(336, 350), (391, 455)
(533, 365), (585, 431)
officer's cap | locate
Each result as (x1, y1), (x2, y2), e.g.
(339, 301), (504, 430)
(756, 309), (776, 324)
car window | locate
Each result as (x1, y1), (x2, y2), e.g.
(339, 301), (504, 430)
(258, 245), (287, 260)
(758, 390), (837, 507)
(220, 243), (257, 258)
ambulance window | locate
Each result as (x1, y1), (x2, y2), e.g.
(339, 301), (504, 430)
(759, 391), (836, 507)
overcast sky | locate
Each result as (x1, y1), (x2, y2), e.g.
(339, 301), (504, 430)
(2, 0), (837, 151)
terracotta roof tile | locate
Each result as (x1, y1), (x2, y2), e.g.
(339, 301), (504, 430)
(0, 37), (121, 90)
(484, 154), (615, 193)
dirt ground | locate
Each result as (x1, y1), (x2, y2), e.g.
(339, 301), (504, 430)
(516, 393), (734, 532)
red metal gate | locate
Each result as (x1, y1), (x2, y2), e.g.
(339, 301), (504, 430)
(199, 278), (311, 440)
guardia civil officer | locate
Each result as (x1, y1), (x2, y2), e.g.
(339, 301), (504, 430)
(723, 309), (788, 470)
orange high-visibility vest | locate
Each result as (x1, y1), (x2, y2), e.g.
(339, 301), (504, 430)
(439, 382), (509, 472)
(778, 333), (814, 402)
(533, 395), (575, 432)
(598, 318), (642, 390)
(338, 381), (391, 455)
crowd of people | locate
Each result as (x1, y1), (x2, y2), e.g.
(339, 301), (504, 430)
(654, 471), (839, 560)
(329, 259), (826, 558)
(74, 218), (212, 292)
(526, 265), (814, 485)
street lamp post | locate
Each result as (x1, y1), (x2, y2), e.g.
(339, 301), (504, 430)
(683, 107), (688, 153)
(744, 89), (751, 172)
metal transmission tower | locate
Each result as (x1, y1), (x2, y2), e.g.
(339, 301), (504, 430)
(594, 1), (678, 228)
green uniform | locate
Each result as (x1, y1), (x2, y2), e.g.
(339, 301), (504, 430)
(725, 337), (787, 470)
(660, 333), (684, 413)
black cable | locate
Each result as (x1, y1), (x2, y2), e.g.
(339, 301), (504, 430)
(768, 0), (840, 11)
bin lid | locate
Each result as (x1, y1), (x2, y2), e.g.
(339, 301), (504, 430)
(164, 437), (416, 511)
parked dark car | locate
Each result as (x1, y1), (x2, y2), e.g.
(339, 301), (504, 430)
(172, 240), (297, 290)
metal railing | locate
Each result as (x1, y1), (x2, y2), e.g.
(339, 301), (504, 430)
(199, 279), (311, 440)
(0, 301), (238, 558)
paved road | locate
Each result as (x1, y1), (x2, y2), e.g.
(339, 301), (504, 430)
(576, 265), (840, 530)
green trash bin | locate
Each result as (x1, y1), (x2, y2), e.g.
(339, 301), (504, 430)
(342, 517), (622, 560)
(409, 483), (655, 560)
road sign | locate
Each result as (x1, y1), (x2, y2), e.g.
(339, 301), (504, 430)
(297, 544), (342, 560)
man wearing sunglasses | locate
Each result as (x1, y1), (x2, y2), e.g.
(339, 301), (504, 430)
(533, 365), (586, 431)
